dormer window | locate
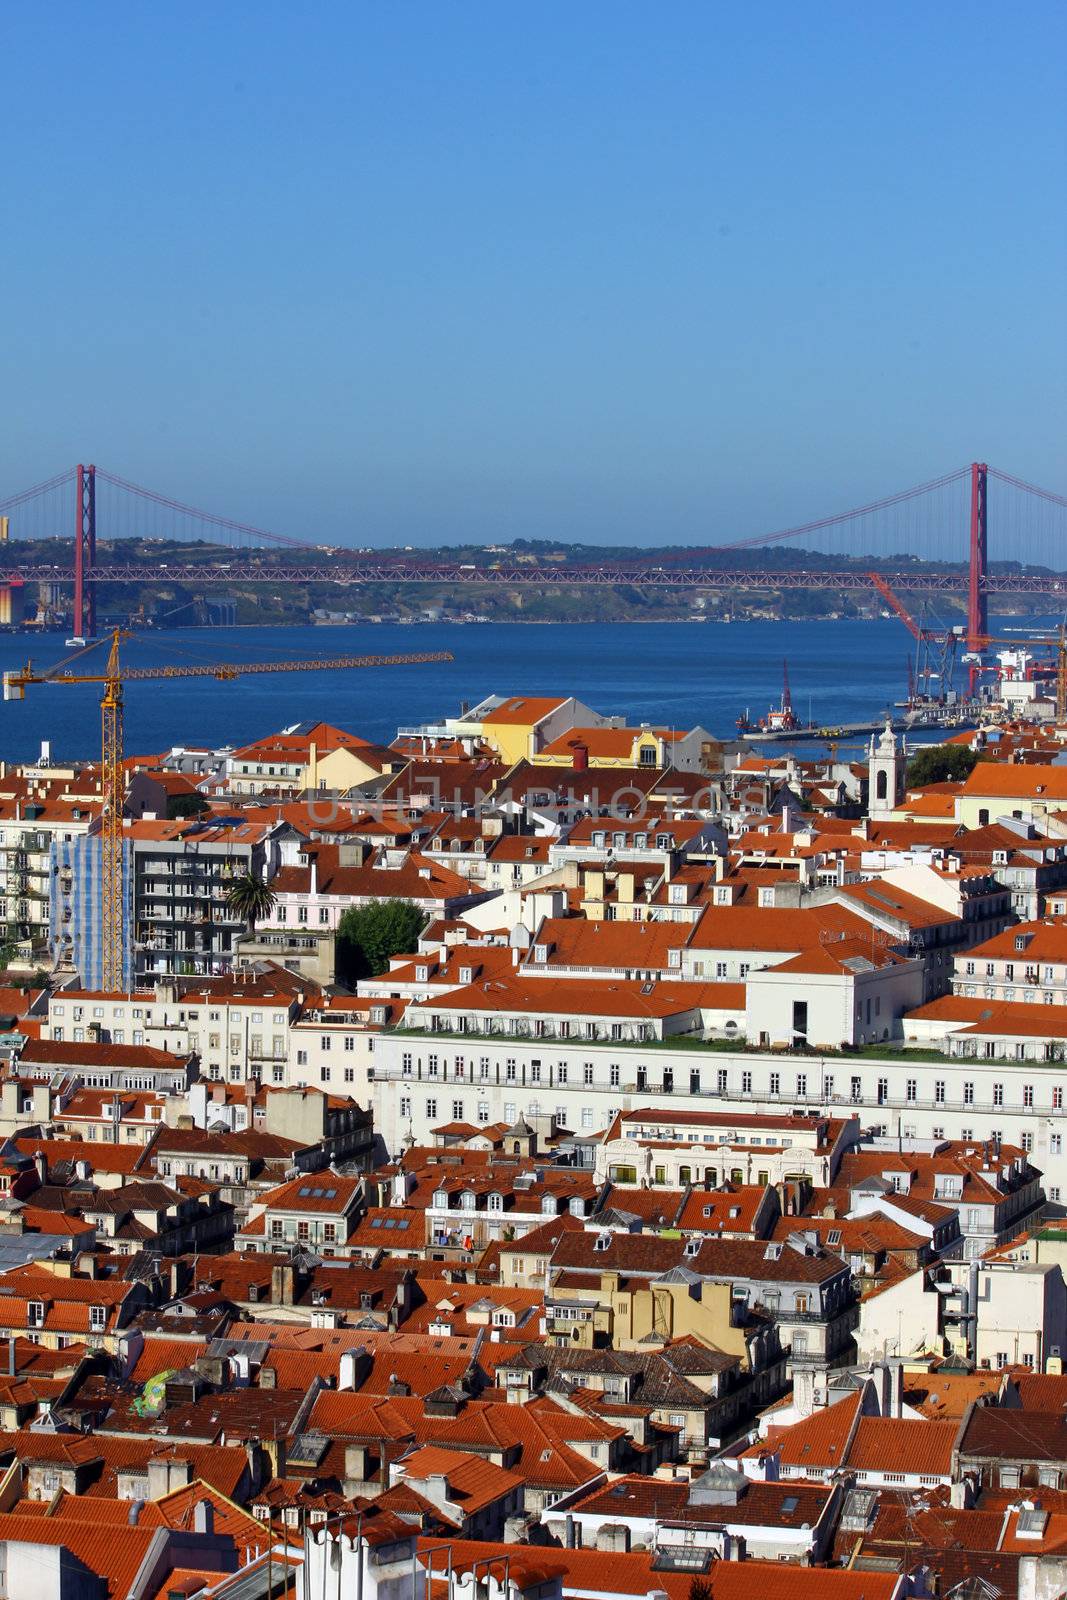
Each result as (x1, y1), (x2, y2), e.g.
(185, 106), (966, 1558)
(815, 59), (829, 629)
(533, 945), (548, 964)
(459, 967), (473, 984)
(27, 1302), (44, 1328)
(541, 1195), (556, 1214)
(416, 965), (429, 982)
(488, 1193), (503, 1212)
(684, 1238), (701, 1257)
(594, 1232), (612, 1252)
(592, 832), (607, 849)
(89, 1305), (106, 1333)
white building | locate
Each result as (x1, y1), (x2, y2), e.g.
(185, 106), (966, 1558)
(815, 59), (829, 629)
(368, 1030), (1067, 1200)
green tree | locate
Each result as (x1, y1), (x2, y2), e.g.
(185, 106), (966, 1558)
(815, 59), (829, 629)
(337, 899), (427, 982)
(167, 792), (210, 821)
(224, 871), (278, 936)
(905, 743), (980, 788)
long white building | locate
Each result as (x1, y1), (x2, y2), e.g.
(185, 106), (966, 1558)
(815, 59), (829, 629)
(369, 1029), (1067, 1208)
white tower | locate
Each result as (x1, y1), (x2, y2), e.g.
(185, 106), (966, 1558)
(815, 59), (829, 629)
(868, 721), (904, 816)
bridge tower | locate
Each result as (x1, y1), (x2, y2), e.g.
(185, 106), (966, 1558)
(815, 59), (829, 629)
(72, 464), (97, 640)
(967, 462), (988, 694)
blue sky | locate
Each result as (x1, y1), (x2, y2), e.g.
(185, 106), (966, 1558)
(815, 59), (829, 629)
(2, 2), (1065, 547)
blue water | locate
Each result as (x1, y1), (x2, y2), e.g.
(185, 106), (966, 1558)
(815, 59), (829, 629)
(0, 618), (1054, 764)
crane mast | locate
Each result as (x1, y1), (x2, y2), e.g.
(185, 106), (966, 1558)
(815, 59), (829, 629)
(100, 632), (125, 990)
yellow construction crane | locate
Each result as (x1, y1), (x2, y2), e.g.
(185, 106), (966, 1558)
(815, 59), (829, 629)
(3, 629), (454, 990)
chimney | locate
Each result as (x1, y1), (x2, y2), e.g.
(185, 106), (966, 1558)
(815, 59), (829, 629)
(33, 1149), (46, 1186)
(571, 741), (589, 772)
(793, 1366), (815, 1418)
(271, 1263), (295, 1305)
(193, 1499), (215, 1535)
(7, 1337), (15, 1379)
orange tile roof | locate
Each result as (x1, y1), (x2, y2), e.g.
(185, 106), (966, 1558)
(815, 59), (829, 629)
(397, 1445), (524, 1513)
(480, 697), (568, 726)
(846, 1415), (957, 1476)
(962, 761), (1067, 799)
(414, 972), (729, 1021)
(747, 1391), (861, 1469)
(688, 903), (870, 951)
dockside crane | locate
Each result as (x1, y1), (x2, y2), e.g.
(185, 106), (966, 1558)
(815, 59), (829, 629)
(867, 572), (963, 702)
(3, 630), (454, 990)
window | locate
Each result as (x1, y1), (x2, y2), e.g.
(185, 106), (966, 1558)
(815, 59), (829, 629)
(1052, 1134), (1063, 1157)
(1024, 1084), (1034, 1107)
(769, 1072), (780, 1095)
(425, 1098), (437, 1119)
(906, 1079), (917, 1103)
(610, 1064), (620, 1087)
(452, 1100), (464, 1119)
(583, 1063), (594, 1086)
(1055, 1087), (1064, 1111)
(400, 1096), (411, 1118)
(963, 1082), (974, 1106)
(935, 1080), (945, 1105)
(742, 1070), (752, 1093)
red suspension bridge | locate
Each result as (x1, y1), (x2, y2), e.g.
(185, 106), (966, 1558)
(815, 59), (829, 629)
(1, 461), (1066, 681)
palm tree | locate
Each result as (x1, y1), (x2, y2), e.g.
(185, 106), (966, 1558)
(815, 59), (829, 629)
(224, 871), (278, 936)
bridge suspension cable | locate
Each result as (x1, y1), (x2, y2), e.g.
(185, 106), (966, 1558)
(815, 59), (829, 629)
(715, 465), (973, 551)
(92, 466), (313, 549)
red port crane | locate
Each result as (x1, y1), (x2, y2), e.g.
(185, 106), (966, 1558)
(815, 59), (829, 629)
(867, 572), (962, 704)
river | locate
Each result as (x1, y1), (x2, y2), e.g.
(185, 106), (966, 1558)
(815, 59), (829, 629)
(0, 618), (1055, 765)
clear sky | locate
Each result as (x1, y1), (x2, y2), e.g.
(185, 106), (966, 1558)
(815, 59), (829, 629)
(3, 1), (1065, 547)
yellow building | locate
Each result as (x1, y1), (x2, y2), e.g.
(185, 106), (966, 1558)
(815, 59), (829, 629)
(954, 762), (1067, 830)
(549, 1269), (749, 1357)
(534, 725), (672, 770)
(475, 696), (581, 765)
